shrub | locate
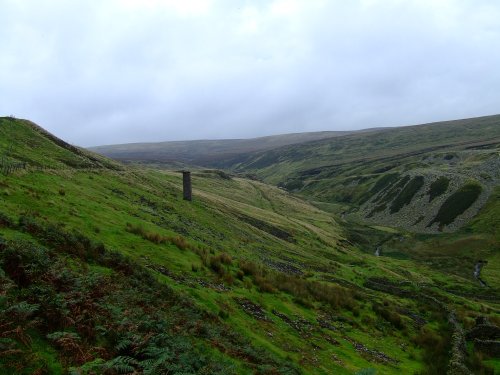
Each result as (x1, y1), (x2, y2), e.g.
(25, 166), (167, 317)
(389, 175), (424, 213)
(412, 326), (451, 374)
(370, 173), (399, 194)
(218, 310), (229, 319)
(218, 252), (232, 265)
(467, 350), (495, 374)
(170, 235), (189, 250)
(254, 275), (276, 293)
(239, 260), (260, 276)
(0, 212), (14, 227)
(0, 241), (51, 287)
(207, 253), (234, 277)
(209, 257), (224, 275)
(428, 177), (450, 202)
(223, 272), (234, 285)
(273, 273), (357, 311)
(372, 303), (404, 330)
(293, 296), (314, 309)
(428, 183), (482, 228)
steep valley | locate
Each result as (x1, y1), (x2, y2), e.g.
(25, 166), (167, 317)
(1, 116), (499, 374)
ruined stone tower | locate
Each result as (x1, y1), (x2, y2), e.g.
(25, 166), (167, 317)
(183, 171), (192, 201)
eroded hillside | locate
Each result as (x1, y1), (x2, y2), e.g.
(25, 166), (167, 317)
(231, 115), (500, 233)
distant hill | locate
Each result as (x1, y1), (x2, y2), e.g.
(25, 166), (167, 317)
(228, 114), (500, 233)
(90, 114), (500, 233)
(89, 130), (360, 167)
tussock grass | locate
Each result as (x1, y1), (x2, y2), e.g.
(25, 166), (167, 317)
(236, 259), (359, 311)
(125, 223), (191, 251)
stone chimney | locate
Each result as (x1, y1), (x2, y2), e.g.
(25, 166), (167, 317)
(183, 171), (192, 201)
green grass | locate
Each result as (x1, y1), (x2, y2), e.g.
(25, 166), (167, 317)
(186, 115), (500, 234)
(0, 117), (498, 374)
(230, 114), (500, 184)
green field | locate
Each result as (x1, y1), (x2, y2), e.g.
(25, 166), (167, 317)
(1, 117), (499, 374)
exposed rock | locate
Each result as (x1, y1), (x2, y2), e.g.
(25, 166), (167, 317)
(343, 336), (399, 365)
(235, 298), (271, 321)
(317, 317), (338, 331)
(196, 279), (231, 292)
(263, 259), (303, 275)
(272, 310), (314, 334)
(323, 335), (340, 346)
(359, 152), (500, 234)
(146, 264), (186, 283)
(398, 308), (427, 328)
(331, 353), (344, 366)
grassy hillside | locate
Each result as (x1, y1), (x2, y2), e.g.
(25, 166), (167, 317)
(227, 115), (500, 233)
(230, 115), (500, 181)
(0, 117), (122, 171)
(1, 118), (499, 374)
(89, 131), (358, 168)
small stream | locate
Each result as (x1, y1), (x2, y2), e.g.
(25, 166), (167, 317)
(474, 261), (488, 287)
(374, 247), (381, 257)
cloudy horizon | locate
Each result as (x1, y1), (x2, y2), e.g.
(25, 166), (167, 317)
(1, 0), (499, 147)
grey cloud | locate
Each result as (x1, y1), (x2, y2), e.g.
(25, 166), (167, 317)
(1, 0), (499, 146)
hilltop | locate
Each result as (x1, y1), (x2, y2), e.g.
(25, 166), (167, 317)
(1, 117), (499, 374)
(89, 130), (362, 167)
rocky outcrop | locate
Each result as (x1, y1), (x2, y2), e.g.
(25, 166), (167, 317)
(272, 310), (314, 334)
(359, 151), (500, 233)
(235, 298), (271, 321)
(343, 336), (399, 365)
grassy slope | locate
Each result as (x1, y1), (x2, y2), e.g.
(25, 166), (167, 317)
(89, 131), (356, 167)
(1, 118), (498, 374)
(223, 115), (500, 235)
(231, 114), (500, 184)
(0, 117), (121, 170)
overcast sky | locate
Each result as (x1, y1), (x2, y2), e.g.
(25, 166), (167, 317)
(1, 0), (499, 146)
